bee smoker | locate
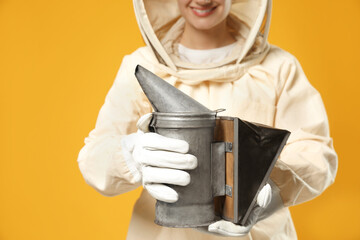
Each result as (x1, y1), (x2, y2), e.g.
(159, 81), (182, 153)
(135, 65), (290, 227)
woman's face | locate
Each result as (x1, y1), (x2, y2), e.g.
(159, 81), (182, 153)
(177, 0), (232, 31)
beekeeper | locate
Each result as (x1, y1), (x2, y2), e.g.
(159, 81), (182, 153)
(77, 0), (338, 239)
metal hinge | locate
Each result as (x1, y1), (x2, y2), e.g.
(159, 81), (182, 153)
(225, 142), (233, 152)
(225, 185), (232, 197)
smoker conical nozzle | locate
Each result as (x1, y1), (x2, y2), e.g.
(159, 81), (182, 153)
(135, 65), (212, 113)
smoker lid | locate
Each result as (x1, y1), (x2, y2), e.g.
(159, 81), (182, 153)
(135, 65), (212, 113)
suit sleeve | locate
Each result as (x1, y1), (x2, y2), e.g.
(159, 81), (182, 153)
(77, 55), (152, 196)
(270, 55), (338, 207)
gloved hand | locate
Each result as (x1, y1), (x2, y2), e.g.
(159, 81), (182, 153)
(208, 183), (278, 237)
(121, 113), (197, 203)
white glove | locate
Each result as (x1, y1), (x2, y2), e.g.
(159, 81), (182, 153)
(208, 183), (275, 237)
(121, 113), (197, 203)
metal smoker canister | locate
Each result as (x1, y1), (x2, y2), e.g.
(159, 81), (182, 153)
(150, 112), (217, 227)
(135, 65), (291, 228)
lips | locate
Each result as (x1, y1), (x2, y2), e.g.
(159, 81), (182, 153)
(191, 6), (217, 17)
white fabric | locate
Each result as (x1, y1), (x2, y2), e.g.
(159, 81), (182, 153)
(178, 42), (237, 64)
(143, 183), (179, 203)
(257, 184), (272, 208)
(120, 133), (143, 183)
(142, 166), (190, 186)
(130, 114), (196, 203)
(136, 112), (153, 132)
(208, 184), (272, 237)
(132, 133), (197, 169)
(133, 0), (271, 70)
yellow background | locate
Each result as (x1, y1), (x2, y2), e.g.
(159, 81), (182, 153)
(1, 0), (359, 239)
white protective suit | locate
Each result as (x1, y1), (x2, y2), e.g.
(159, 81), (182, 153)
(77, 0), (338, 239)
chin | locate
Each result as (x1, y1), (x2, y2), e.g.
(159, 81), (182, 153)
(189, 19), (219, 31)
